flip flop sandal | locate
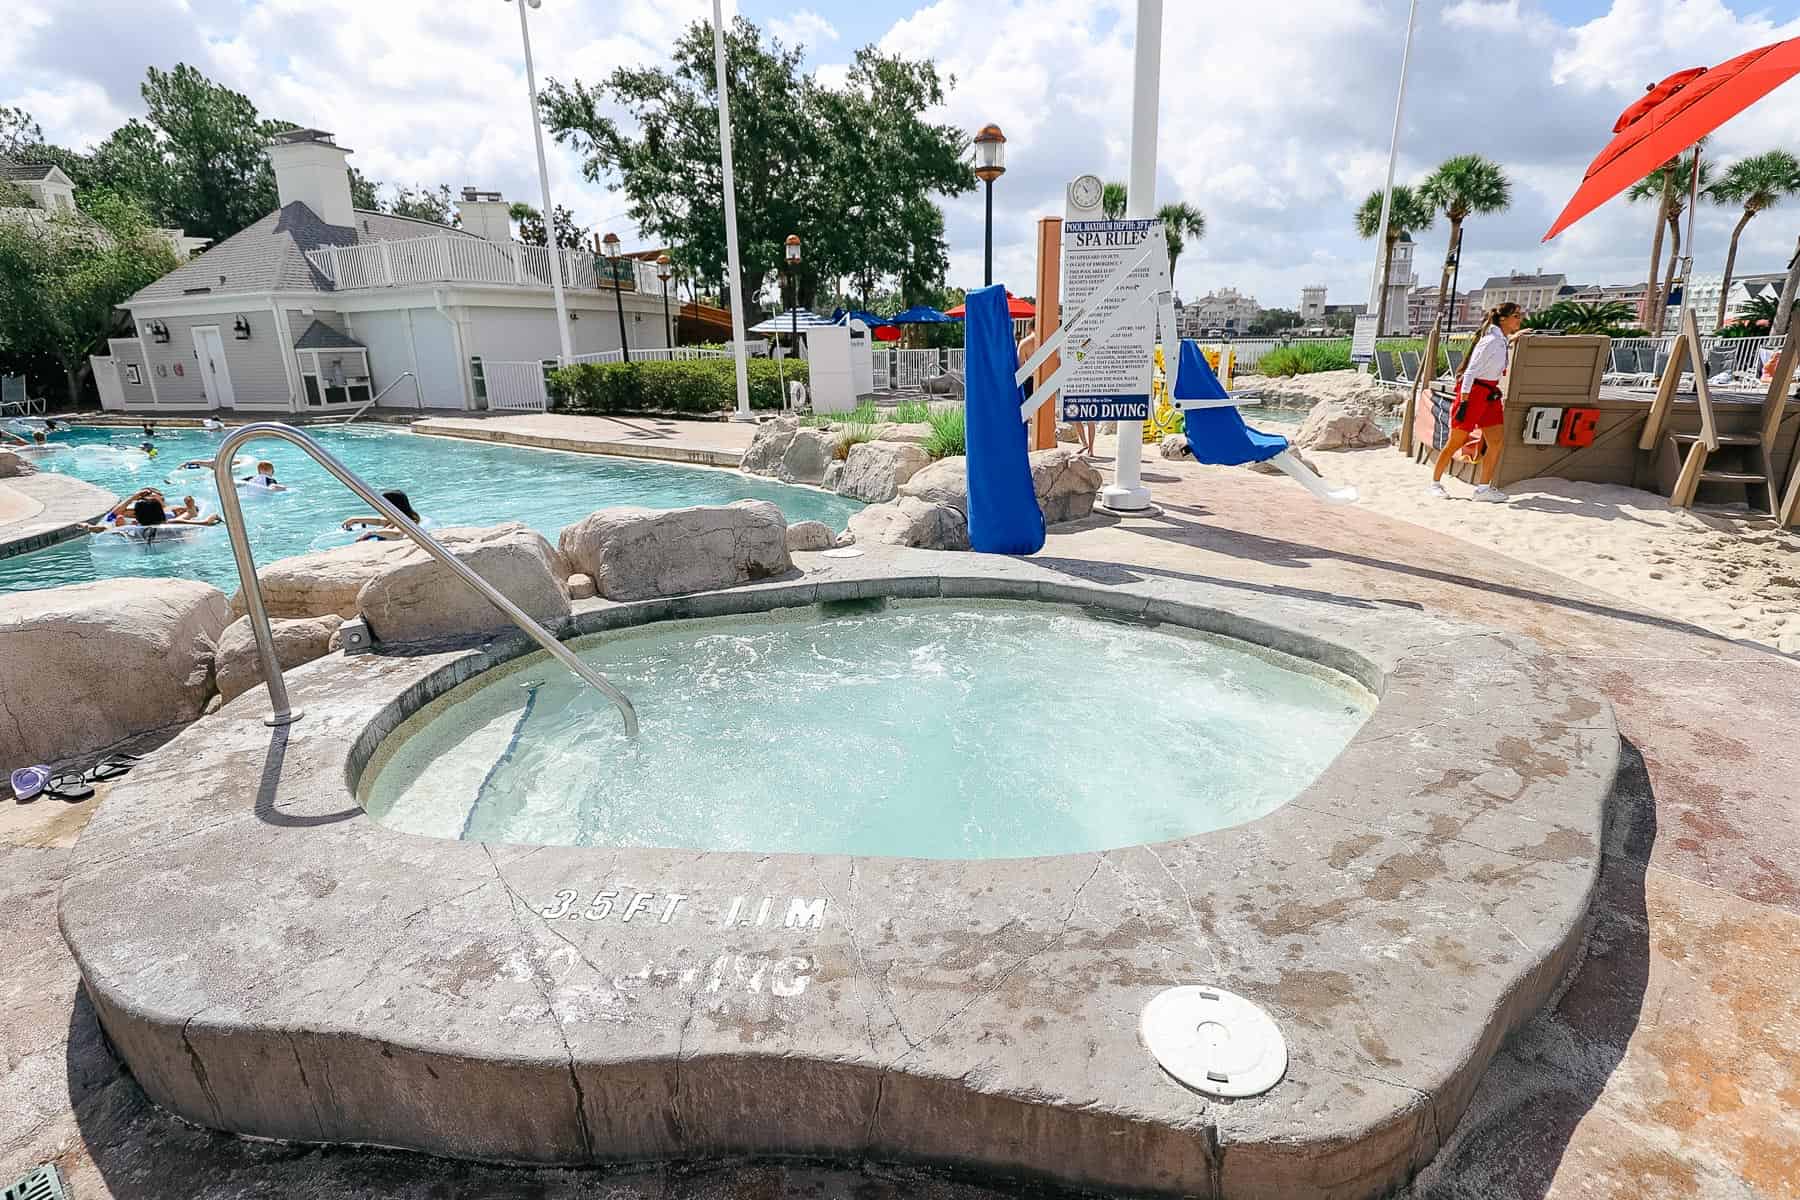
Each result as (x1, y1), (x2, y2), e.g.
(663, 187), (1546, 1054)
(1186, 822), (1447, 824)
(43, 774), (96, 803)
(85, 757), (136, 783)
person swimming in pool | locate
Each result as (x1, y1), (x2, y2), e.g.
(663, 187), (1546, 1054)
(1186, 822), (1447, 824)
(106, 497), (220, 537)
(341, 490), (422, 541)
(238, 460), (287, 491)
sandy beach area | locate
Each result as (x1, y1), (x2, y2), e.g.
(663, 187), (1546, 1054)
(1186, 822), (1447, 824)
(1312, 445), (1800, 655)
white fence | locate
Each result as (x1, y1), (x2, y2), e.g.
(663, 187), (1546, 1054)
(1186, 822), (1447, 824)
(483, 361), (552, 412)
(876, 348), (963, 391)
(568, 347), (732, 366)
(305, 235), (674, 296)
(1607, 333), (1786, 384)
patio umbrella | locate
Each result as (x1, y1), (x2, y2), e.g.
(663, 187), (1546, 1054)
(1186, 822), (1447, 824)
(830, 307), (895, 327)
(943, 292), (1035, 320)
(1543, 37), (1800, 241)
(746, 310), (841, 335)
(888, 305), (956, 324)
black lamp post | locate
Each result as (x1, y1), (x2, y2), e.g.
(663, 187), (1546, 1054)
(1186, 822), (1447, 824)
(603, 231), (630, 363)
(973, 124), (1007, 287)
(781, 233), (802, 407)
(656, 253), (675, 351)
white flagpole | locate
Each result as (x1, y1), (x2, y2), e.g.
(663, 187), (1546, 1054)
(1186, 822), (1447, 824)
(712, 0), (754, 420)
(1364, 0), (1419, 351)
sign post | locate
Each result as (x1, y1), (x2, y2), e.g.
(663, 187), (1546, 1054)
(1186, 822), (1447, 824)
(1059, 218), (1168, 428)
(1350, 314), (1379, 365)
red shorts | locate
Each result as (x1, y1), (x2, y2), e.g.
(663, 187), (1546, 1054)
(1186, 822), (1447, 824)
(1452, 379), (1503, 432)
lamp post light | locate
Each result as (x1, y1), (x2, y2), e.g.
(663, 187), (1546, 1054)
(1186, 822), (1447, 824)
(504, 0), (572, 364)
(602, 233), (631, 363)
(781, 233), (802, 408)
(656, 253), (675, 351)
(973, 124), (1007, 287)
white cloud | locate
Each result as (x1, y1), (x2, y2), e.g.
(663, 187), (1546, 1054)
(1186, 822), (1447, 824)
(4, 0), (1798, 307)
(768, 10), (840, 50)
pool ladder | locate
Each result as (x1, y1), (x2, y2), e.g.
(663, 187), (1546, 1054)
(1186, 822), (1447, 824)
(213, 423), (639, 735)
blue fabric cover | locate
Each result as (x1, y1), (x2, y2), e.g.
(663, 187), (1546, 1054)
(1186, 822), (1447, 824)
(964, 284), (1045, 555)
(1177, 340), (1289, 466)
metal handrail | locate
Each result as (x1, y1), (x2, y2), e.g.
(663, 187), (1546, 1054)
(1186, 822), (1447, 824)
(213, 423), (639, 735)
(335, 371), (419, 424)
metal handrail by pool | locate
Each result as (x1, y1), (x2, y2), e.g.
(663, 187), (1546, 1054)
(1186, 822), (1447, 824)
(336, 371), (419, 424)
(212, 423), (639, 735)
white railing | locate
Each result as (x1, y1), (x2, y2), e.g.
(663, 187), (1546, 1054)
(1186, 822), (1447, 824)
(1607, 333), (1787, 386)
(484, 361), (551, 412)
(304, 235), (674, 296)
(568, 347), (731, 366)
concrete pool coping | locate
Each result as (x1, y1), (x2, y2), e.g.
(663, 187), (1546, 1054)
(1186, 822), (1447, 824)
(411, 413), (754, 468)
(0, 472), (117, 559)
(58, 548), (1617, 1199)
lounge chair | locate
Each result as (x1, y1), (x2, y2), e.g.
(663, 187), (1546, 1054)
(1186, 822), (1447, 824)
(1400, 350), (1423, 384)
(1603, 345), (1633, 385)
(1442, 346), (1465, 379)
(1373, 349), (1406, 390)
(1, 376), (28, 418)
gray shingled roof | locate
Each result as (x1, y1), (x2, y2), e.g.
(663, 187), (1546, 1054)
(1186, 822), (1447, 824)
(0, 163), (57, 181)
(1480, 272), (1568, 289)
(293, 320), (365, 350)
(127, 202), (482, 304)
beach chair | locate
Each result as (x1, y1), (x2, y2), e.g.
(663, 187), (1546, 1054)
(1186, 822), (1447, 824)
(1440, 345), (1465, 380)
(1400, 350), (1422, 384)
(1, 375), (26, 418)
(1603, 346), (1632, 385)
(1373, 349), (1405, 389)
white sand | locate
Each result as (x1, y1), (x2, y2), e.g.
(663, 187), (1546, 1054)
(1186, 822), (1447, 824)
(1315, 446), (1800, 655)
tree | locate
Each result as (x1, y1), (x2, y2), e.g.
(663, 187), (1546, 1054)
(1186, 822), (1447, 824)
(1157, 202), (1205, 281)
(388, 183), (457, 225)
(1524, 300), (1637, 334)
(1354, 184), (1433, 336)
(1101, 181), (1128, 220)
(1705, 150), (1800, 328)
(348, 168), (382, 213)
(1249, 307), (1301, 336)
(1418, 154), (1510, 334)
(0, 193), (178, 405)
(0, 106), (43, 157)
(1631, 148), (1709, 332)
(540, 18), (971, 310)
(509, 201), (582, 248)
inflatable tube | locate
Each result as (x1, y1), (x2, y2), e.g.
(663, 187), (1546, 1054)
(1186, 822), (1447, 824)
(98, 523), (208, 546)
(963, 284), (1044, 555)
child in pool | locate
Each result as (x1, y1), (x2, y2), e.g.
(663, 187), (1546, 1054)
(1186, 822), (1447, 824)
(238, 460), (287, 491)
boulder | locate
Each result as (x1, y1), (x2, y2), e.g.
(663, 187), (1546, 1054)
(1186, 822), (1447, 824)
(845, 496), (970, 551)
(897, 456), (968, 510)
(822, 460), (844, 492)
(1056, 424), (1082, 445)
(357, 522), (570, 644)
(559, 500), (791, 602)
(213, 614), (343, 703)
(567, 573), (596, 600)
(834, 529), (857, 548)
(229, 539), (413, 620)
(875, 422), (932, 446)
(1160, 434), (1192, 461)
(739, 417), (835, 484)
(785, 520), (836, 552)
(1294, 400), (1391, 451)
(837, 441), (931, 503)
(0, 579), (228, 768)
(1030, 448), (1102, 524)
(0, 451), (34, 478)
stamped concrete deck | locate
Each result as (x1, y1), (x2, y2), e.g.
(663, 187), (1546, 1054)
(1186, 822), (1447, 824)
(413, 413), (762, 468)
(0, 470), (117, 558)
(4, 452), (1797, 1199)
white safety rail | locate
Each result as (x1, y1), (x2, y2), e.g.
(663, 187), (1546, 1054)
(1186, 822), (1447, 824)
(1202, 338), (1281, 370)
(1608, 333), (1787, 385)
(304, 235), (675, 296)
(483, 361), (552, 412)
(878, 348), (963, 391)
(568, 347), (732, 366)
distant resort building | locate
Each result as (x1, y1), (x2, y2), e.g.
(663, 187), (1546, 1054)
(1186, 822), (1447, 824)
(1406, 286), (1477, 333)
(1475, 270), (1567, 314)
(92, 128), (674, 415)
(1180, 287), (1262, 336)
(0, 162), (209, 260)
(1299, 285), (1327, 324)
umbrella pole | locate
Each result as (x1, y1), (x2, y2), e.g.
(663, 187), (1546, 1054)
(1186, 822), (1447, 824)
(1674, 148), (1703, 332)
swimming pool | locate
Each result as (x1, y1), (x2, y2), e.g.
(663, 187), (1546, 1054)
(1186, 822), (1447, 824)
(0, 422), (861, 594)
(360, 599), (1374, 858)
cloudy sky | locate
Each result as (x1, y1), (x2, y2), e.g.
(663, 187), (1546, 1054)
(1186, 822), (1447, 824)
(5, 0), (1799, 312)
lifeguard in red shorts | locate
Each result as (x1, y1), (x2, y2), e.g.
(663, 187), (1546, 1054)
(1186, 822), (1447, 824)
(1429, 302), (1525, 503)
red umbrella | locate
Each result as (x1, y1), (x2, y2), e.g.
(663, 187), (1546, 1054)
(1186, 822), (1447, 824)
(944, 291), (1035, 319)
(1543, 36), (1800, 241)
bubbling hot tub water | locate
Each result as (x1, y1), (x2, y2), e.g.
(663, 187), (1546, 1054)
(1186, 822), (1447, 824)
(359, 600), (1372, 860)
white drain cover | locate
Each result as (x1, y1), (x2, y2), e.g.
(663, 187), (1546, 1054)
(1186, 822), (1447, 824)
(1141, 986), (1287, 1098)
(820, 547), (864, 558)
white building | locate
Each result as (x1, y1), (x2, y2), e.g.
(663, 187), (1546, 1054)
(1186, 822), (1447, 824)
(98, 128), (672, 415)
(1300, 285), (1326, 323)
(1379, 235), (1418, 333)
(1182, 287), (1262, 336)
(1476, 270), (1568, 315)
(1, 162), (209, 259)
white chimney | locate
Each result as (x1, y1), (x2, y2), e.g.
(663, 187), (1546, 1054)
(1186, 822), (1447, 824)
(457, 188), (513, 242)
(265, 129), (356, 227)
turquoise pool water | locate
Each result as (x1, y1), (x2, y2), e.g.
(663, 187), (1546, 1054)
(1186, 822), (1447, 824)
(0, 422), (860, 594)
(361, 600), (1374, 859)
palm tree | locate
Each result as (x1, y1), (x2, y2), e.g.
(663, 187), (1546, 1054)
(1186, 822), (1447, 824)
(1527, 300), (1637, 334)
(1706, 150), (1800, 328)
(1418, 155), (1511, 334)
(1628, 167), (1676, 328)
(1101, 181), (1128, 220)
(1157, 201), (1206, 281)
(1630, 148), (1710, 331)
(1353, 184), (1434, 336)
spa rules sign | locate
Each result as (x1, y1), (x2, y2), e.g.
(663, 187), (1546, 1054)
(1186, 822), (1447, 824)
(1060, 218), (1168, 422)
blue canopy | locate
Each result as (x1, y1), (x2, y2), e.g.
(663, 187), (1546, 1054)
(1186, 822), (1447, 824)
(830, 307), (894, 327)
(889, 305), (956, 324)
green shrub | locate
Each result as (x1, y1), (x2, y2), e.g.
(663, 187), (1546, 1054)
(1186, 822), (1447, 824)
(835, 420), (879, 460)
(892, 397), (931, 424)
(1255, 342), (1353, 376)
(922, 404), (965, 459)
(548, 359), (809, 415)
